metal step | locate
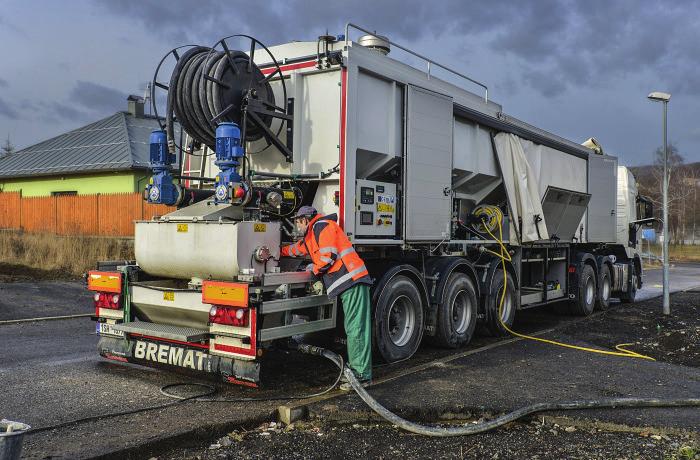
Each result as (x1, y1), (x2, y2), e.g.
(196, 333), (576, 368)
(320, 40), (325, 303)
(112, 321), (209, 342)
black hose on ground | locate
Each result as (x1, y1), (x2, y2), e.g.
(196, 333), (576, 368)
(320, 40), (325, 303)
(296, 344), (700, 437)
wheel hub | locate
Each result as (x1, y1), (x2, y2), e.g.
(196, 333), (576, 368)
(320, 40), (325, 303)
(387, 295), (416, 347)
(451, 290), (472, 334)
(585, 278), (595, 305)
(602, 277), (610, 301)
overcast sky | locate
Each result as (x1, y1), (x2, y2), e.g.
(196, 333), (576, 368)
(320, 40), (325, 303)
(1, 0), (698, 166)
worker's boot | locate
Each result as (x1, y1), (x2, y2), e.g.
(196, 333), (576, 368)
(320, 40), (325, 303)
(339, 370), (371, 391)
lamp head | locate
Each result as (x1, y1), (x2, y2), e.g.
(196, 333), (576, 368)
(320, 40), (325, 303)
(648, 91), (671, 102)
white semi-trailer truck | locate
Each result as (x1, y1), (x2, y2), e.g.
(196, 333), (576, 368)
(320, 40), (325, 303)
(88, 25), (654, 386)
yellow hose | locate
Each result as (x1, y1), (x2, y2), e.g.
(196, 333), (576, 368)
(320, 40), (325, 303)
(475, 206), (654, 361)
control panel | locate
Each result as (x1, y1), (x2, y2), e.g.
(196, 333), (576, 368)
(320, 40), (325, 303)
(355, 179), (397, 237)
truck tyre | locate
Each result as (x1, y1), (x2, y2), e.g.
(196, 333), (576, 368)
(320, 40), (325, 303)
(432, 273), (477, 348)
(620, 264), (637, 304)
(373, 275), (424, 363)
(596, 264), (611, 310)
(570, 264), (596, 315)
(485, 269), (517, 336)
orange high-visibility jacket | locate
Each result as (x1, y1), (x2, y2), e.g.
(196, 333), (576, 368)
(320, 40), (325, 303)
(281, 213), (372, 298)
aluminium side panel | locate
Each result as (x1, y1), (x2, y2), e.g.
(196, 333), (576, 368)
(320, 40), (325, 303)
(405, 86), (453, 241)
(587, 154), (618, 242)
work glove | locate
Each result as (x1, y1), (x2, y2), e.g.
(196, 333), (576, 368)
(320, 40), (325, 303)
(305, 263), (314, 272)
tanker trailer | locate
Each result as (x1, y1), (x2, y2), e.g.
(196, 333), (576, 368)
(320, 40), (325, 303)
(88, 25), (653, 386)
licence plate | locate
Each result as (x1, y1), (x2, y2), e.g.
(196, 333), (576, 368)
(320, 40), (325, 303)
(97, 322), (125, 338)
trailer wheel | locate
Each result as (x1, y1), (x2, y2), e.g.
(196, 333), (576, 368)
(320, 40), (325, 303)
(373, 275), (424, 362)
(485, 269), (517, 336)
(432, 273), (477, 348)
(620, 264), (637, 304)
(596, 264), (611, 310)
(570, 264), (596, 315)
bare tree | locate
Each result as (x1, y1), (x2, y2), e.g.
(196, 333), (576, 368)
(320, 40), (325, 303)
(1, 134), (15, 157)
(639, 143), (696, 244)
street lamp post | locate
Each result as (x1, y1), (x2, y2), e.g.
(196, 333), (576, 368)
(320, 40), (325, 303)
(648, 91), (671, 315)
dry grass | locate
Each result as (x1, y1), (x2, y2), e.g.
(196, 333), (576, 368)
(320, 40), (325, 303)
(646, 244), (700, 263)
(0, 230), (134, 278)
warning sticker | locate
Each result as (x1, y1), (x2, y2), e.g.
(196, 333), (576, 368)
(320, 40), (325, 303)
(254, 223), (267, 232)
(163, 291), (175, 301)
(377, 203), (394, 213)
(177, 224), (188, 233)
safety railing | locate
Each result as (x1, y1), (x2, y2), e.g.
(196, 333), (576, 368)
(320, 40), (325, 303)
(344, 22), (489, 103)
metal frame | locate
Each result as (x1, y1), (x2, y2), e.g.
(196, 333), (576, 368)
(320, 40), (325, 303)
(258, 301), (336, 341)
(344, 23), (489, 103)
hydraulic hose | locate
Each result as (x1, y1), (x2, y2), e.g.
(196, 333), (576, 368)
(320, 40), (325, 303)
(165, 44), (276, 151)
(297, 344), (700, 437)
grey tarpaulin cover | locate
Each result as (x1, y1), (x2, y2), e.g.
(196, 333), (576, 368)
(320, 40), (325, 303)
(493, 132), (548, 243)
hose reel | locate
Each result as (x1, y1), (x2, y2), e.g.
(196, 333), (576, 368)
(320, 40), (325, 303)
(471, 204), (503, 235)
(151, 35), (293, 161)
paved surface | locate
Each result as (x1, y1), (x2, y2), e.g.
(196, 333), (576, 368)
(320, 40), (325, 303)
(318, 329), (700, 431)
(637, 262), (700, 301)
(0, 263), (698, 459)
(0, 280), (92, 321)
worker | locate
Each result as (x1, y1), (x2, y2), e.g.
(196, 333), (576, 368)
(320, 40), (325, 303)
(281, 206), (372, 389)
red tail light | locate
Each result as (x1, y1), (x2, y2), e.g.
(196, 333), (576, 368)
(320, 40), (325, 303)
(568, 265), (576, 273)
(209, 306), (249, 327)
(94, 292), (121, 310)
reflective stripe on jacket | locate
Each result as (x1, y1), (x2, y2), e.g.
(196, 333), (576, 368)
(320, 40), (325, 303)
(281, 213), (372, 298)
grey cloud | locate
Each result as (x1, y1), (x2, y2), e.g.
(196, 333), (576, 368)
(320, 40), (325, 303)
(522, 69), (567, 98)
(49, 102), (90, 122)
(0, 98), (18, 118)
(69, 80), (129, 114)
(96, 0), (700, 99)
(0, 78), (8, 88)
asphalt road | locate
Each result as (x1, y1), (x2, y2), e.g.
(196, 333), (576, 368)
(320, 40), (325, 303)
(1, 262), (698, 459)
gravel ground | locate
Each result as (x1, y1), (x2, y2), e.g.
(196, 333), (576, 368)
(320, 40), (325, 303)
(157, 292), (700, 460)
(163, 419), (699, 460)
(554, 290), (700, 367)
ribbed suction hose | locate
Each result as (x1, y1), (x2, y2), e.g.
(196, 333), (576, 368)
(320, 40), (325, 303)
(297, 344), (700, 437)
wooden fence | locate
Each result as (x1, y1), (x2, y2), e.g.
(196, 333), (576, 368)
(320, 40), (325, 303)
(0, 192), (175, 237)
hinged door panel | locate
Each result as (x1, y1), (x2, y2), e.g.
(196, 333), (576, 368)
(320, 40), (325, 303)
(405, 86), (453, 241)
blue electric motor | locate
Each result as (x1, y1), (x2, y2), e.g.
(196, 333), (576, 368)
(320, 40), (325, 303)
(214, 122), (245, 203)
(145, 130), (180, 205)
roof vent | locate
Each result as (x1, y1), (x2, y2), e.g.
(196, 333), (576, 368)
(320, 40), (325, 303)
(358, 34), (390, 55)
(127, 95), (145, 118)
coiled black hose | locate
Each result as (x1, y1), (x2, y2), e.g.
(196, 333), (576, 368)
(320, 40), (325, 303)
(165, 46), (274, 150)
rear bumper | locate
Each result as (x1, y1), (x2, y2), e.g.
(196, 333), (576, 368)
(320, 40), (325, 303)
(97, 336), (260, 386)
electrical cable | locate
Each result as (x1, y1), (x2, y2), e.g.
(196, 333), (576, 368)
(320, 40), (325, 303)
(478, 205), (656, 361)
(24, 349), (343, 436)
(160, 351), (343, 403)
(25, 385), (216, 435)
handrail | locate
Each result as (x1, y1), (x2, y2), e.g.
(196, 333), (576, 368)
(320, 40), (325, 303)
(344, 22), (489, 103)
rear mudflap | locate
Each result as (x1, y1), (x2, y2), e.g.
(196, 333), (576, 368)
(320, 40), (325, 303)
(98, 336), (260, 386)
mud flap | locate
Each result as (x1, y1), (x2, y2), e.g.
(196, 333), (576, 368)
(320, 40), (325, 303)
(98, 337), (260, 386)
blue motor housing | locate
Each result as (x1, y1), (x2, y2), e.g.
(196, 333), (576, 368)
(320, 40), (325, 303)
(145, 130), (180, 205)
(149, 130), (176, 167)
(214, 122), (245, 203)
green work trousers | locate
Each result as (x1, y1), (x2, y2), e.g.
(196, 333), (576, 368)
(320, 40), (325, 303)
(339, 283), (372, 380)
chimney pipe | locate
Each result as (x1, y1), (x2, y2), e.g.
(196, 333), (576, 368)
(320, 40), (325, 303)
(127, 95), (144, 118)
